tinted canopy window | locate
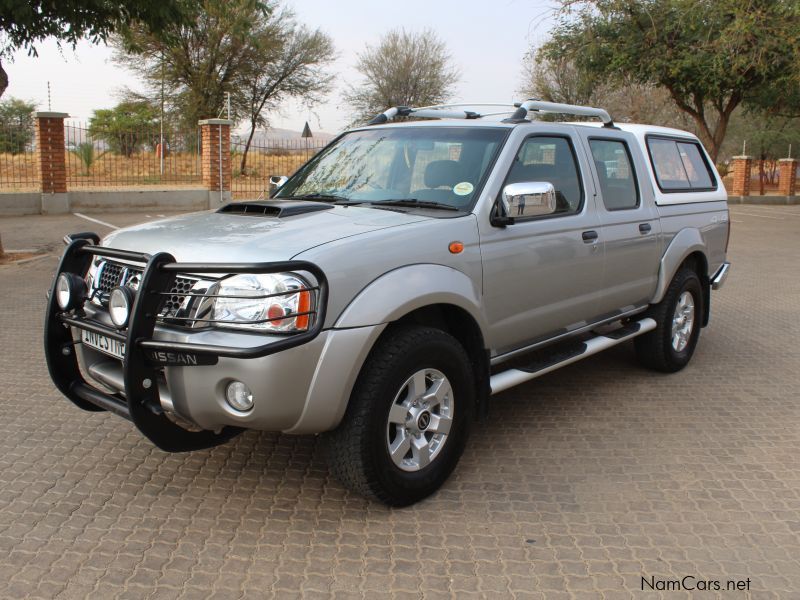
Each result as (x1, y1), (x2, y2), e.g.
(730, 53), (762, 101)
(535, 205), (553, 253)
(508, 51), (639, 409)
(589, 139), (638, 210)
(647, 137), (715, 191)
(505, 136), (583, 216)
(276, 127), (506, 209)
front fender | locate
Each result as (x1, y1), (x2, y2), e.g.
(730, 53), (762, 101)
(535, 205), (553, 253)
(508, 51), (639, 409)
(335, 264), (488, 333)
(651, 228), (707, 304)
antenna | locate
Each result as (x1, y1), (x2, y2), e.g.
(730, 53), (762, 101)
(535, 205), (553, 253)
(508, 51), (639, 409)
(47, 81), (51, 111)
(160, 53), (165, 176)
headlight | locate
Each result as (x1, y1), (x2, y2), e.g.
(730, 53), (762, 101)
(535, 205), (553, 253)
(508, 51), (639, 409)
(55, 273), (88, 311)
(212, 273), (314, 332)
(109, 286), (134, 328)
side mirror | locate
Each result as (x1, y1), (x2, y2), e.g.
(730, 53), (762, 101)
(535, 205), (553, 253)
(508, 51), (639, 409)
(268, 175), (289, 198)
(269, 175), (288, 189)
(493, 181), (557, 226)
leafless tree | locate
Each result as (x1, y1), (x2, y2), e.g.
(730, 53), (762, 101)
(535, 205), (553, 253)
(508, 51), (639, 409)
(238, 17), (334, 174)
(345, 29), (460, 126)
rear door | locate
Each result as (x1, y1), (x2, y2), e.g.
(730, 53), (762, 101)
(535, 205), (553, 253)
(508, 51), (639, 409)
(579, 131), (661, 309)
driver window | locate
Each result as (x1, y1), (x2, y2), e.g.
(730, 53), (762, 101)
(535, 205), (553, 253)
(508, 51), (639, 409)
(505, 136), (583, 217)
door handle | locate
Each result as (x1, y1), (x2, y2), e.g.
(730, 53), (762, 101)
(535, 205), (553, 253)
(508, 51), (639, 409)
(582, 230), (599, 243)
(639, 223), (652, 234)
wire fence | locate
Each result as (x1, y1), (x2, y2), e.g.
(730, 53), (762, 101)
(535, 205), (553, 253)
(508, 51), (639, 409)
(231, 136), (327, 199)
(0, 124), (39, 191)
(64, 121), (203, 189)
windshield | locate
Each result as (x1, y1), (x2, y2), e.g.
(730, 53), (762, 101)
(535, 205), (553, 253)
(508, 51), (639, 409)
(275, 126), (508, 210)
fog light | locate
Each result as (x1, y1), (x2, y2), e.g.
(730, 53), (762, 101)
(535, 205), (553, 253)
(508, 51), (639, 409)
(109, 286), (134, 328)
(55, 273), (88, 311)
(225, 381), (254, 412)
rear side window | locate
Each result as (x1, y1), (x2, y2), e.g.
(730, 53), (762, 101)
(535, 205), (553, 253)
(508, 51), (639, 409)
(505, 136), (583, 217)
(647, 136), (716, 192)
(589, 139), (639, 210)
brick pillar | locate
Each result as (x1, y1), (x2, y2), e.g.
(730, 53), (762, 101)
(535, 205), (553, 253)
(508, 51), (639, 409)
(34, 111), (70, 213)
(777, 158), (797, 197)
(199, 119), (232, 207)
(730, 155), (752, 197)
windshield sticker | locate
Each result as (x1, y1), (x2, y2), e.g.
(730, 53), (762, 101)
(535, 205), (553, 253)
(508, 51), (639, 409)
(453, 181), (474, 196)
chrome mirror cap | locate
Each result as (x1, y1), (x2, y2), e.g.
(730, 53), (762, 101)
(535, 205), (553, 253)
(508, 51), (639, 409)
(269, 175), (288, 188)
(501, 181), (557, 218)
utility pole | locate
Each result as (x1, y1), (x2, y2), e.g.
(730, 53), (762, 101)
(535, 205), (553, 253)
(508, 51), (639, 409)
(159, 53), (165, 176)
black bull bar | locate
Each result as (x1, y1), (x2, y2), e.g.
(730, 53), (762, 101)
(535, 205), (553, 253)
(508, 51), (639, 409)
(44, 235), (328, 452)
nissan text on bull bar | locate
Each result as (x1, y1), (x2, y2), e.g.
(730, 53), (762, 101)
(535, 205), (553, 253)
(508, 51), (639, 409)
(45, 100), (731, 506)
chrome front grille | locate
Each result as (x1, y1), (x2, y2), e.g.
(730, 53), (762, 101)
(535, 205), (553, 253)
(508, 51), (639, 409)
(90, 259), (207, 320)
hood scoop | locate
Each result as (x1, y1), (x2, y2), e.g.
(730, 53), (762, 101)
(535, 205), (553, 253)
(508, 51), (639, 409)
(217, 200), (334, 218)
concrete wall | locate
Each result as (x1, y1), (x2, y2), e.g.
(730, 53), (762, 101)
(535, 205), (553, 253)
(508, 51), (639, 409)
(728, 195), (800, 205)
(0, 193), (41, 216)
(70, 189), (210, 212)
(0, 189), (215, 215)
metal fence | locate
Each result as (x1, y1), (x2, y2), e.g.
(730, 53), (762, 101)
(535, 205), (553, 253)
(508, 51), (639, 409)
(0, 124), (39, 191)
(0, 123), (329, 196)
(231, 136), (327, 199)
(64, 121), (203, 189)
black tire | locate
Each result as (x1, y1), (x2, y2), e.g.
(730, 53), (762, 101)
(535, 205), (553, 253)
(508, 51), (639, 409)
(635, 267), (703, 373)
(324, 325), (474, 506)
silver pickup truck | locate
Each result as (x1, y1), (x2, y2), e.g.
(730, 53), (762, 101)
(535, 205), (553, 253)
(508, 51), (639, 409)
(45, 100), (730, 505)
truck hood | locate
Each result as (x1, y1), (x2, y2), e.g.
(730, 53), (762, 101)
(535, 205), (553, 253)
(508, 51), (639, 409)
(102, 205), (432, 262)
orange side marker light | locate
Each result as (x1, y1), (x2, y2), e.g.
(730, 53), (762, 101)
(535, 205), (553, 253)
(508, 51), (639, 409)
(448, 241), (464, 254)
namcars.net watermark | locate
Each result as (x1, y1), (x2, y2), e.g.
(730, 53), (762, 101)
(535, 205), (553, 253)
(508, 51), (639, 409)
(642, 575), (751, 592)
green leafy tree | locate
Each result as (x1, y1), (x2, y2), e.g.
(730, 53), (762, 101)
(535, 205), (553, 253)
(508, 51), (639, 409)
(88, 100), (159, 157)
(0, 97), (36, 154)
(115, 0), (334, 150)
(0, 0), (191, 98)
(114, 0), (266, 131)
(345, 29), (460, 126)
(544, 0), (800, 161)
(520, 47), (693, 128)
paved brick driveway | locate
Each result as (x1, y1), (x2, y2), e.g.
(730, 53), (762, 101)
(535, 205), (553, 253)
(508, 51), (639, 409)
(0, 206), (798, 599)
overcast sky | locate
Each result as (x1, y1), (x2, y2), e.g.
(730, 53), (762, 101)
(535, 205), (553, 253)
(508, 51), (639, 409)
(4, 0), (557, 135)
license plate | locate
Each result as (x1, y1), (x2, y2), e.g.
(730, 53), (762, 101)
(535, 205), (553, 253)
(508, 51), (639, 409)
(82, 329), (126, 360)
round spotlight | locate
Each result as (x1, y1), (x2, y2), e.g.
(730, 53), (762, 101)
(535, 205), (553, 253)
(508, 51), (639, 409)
(225, 381), (254, 412)
(108, 286), (134, 328)
(55, 273), (88, 311)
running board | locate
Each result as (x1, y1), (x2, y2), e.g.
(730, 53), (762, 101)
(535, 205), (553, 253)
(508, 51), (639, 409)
(490, 318), (656, 395)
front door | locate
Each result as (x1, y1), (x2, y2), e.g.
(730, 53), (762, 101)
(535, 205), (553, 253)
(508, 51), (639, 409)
(479, 133), (607, 354)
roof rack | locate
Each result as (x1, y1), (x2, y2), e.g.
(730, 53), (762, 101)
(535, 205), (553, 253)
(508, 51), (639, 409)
(366, 99), (614, 128)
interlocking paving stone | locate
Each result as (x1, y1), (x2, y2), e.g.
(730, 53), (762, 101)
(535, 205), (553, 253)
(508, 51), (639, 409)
(0, 205), (798, 598)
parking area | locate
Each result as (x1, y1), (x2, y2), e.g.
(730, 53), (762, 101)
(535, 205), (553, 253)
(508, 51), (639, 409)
(0, 205), (798, 599)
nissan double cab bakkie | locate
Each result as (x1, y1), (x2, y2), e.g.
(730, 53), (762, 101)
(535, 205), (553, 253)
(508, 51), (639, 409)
(45, 100), (731, 506)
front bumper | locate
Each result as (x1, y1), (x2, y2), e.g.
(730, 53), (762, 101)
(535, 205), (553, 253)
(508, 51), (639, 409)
(45, 236), (330, 452)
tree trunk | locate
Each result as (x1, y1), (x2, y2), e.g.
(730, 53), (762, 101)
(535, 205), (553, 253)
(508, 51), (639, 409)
(239, 119), (257, 175)
(0, 233), (5, 258)
(0, 58), (8, 99)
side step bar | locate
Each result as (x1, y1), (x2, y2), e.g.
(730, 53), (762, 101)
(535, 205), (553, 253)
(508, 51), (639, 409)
(490, 318), (656, 395)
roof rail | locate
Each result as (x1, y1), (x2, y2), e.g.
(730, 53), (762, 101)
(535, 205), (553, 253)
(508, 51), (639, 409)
(366, 99), (614, 128)
(506, 99), (614, 127)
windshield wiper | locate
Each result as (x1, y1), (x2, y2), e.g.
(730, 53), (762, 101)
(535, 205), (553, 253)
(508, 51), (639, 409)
(370, 199), (460, 211)
(288, 193), (349, 202)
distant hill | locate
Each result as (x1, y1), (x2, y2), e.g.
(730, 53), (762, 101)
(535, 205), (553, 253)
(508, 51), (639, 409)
(237, 127), (336, 144)
(60, 123), (336, 151)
